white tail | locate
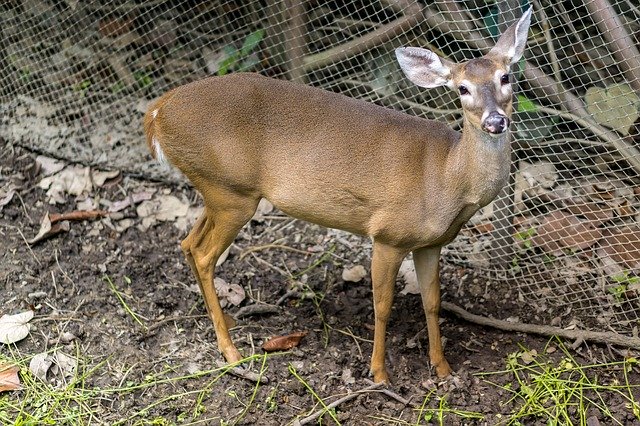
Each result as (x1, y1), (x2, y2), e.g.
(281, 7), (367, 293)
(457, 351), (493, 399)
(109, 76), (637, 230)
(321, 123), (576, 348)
(144, 8), (532, 383)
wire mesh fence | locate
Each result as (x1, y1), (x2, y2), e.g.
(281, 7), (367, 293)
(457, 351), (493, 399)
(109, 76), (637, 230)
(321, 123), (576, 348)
(1, 0), (639, 337)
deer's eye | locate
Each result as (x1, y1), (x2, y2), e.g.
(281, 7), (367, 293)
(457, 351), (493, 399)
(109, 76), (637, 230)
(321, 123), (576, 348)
(458, 85), (469, 95)
(500, 74), (510, 85)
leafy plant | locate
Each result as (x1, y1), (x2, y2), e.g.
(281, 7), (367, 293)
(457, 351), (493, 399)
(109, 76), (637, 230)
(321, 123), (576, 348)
(608, 271), (640, 302)
(216, 29), (265, 76)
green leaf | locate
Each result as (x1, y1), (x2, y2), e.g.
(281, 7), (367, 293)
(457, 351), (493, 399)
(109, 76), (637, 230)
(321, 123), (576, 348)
(240, 29), (265, 56)
(517, 94), (537, 112)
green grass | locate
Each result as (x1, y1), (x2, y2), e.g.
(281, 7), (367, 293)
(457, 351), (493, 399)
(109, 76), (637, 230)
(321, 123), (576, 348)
(0, 348), (270, 425)
(479, 337), (640, 425)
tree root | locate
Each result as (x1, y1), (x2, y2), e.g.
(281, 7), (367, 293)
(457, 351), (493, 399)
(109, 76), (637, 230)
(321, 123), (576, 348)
(441, 301), (640, 350)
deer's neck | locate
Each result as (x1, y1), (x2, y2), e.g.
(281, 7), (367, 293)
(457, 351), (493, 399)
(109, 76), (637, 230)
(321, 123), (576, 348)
(448, 119), (511, 204)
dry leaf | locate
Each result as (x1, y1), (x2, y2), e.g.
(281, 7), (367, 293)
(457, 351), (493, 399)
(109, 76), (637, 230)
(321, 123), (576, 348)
(262, 331), (308, 352)
(0, 188), (15, 210)
(399, 259), (419, 295)
(29, 352), (53, 382)
(0, 311), (34, 344)
(92, 170), (120, 187)
(531, 211), (602, 255)
(38, 165), (93, 204)
(35, 155), (65, 176)
(251, 198), (274, 222)
(599, 227), (640, 271)
(0, 363), (21, 392)
(28, 213), (70, 244)
(214, 278), (245, 308)
(341, 265), (367, 283)
(564, 198), (614, 226)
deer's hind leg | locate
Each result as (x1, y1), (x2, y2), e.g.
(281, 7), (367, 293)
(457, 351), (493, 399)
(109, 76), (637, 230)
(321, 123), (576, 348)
(181, 193), (259, 364)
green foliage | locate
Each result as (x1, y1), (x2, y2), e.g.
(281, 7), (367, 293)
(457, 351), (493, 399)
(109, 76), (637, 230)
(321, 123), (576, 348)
(516, 94), (538, 112)
(217, 29), (265, 76)
(609, 271), (640, 302)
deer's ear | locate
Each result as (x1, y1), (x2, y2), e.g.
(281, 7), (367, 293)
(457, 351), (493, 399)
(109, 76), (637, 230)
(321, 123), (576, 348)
(489, 7), (532, 65)
(395, 47), (454, 89)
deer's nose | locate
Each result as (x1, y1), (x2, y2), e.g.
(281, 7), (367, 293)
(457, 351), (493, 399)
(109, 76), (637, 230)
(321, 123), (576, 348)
(482, 112), (510, 134)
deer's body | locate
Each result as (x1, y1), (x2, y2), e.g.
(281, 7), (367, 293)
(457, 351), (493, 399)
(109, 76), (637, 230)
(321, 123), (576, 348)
(147, 73), (507, 248)
(144, 8), (532, 383)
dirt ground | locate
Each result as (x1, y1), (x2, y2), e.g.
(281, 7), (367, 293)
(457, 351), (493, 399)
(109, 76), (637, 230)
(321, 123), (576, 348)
(1, 139), (639, 425)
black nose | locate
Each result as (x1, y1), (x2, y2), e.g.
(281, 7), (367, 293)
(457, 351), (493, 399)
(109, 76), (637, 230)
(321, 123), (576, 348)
(482, 112), (510, 134)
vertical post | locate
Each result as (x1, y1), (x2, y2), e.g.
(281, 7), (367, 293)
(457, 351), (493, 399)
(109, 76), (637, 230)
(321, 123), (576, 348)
(284, 0), (306, 83)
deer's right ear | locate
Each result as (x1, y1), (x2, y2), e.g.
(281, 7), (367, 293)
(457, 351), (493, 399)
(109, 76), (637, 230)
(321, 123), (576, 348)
(395, 47), (453, 89)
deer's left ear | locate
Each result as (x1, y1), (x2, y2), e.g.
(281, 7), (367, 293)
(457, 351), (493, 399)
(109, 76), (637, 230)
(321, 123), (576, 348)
(489, 7), (532, 65)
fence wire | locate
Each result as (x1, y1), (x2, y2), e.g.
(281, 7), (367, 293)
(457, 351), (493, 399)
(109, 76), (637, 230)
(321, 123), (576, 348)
(1, 0), (639, 337)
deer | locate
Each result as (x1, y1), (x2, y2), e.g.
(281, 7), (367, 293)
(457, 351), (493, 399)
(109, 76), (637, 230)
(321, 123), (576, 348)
(143, 8), (532, 383)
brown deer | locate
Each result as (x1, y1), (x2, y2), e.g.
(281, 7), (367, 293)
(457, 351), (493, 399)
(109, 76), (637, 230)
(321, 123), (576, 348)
(143, 8), (532, 383)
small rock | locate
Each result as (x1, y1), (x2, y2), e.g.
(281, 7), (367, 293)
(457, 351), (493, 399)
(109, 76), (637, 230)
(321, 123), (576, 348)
(342, 265), (367, 282)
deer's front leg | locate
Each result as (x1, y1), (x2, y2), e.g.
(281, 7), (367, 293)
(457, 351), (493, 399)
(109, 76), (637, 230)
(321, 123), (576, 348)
(413, 246), (452, 378)
(369, 241), (407, 383)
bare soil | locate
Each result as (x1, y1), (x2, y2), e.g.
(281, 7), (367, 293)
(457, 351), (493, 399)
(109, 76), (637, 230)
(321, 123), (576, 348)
(1, 140), (638, 425)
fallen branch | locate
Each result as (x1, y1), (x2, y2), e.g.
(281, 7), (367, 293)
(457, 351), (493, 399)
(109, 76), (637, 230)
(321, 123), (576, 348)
(302, 6), (422, 71)
(294, 381), (385, 426)
(441, 301), (640, 349)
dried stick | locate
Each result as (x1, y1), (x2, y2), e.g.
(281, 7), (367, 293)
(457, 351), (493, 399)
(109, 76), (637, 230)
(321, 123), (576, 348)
(441, 301), (640, 349)
(294, 381), (385, 425)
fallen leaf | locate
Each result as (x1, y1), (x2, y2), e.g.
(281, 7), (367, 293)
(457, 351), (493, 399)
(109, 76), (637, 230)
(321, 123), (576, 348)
(530, 211), (602, 255)
(0, 189), (15, 209)
(52, 352), (77, 378)
(0, 363), (21, 392)
(341, 368), (355, 385)
(599, 227), (640, 270)
(342, 265), (367, 283)
(38, 165), (93, 204)
(251, 198), (274, 222)
(214, 278), (246, 308)
(262, 331), (308, 352)
(0, 311), (34, 344)
(520, 349), (537, 365)
(35, 155), (65, 176)
(92, 170), (120, 187)
(399, 259), (419, 295)
(29, 352), (53, 382)
(28, 213), (70, 245)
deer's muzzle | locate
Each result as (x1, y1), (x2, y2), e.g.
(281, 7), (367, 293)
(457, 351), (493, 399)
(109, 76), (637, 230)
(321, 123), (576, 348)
(482, 112), (510, 135)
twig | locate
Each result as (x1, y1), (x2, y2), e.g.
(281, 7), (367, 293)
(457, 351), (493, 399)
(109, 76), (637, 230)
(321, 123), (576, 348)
(214, 360), (269, 384)
(49, 210), (109, 223)
(363, 378), (414, 406)
(441, 301), (640, 349)
(249, 252), (290, 277)
(295, 381), (385, 425)
(234, 303), (280, 319)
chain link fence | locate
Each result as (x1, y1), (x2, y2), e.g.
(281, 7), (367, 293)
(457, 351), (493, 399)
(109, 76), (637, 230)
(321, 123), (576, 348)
(2, 0), (639, 338)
